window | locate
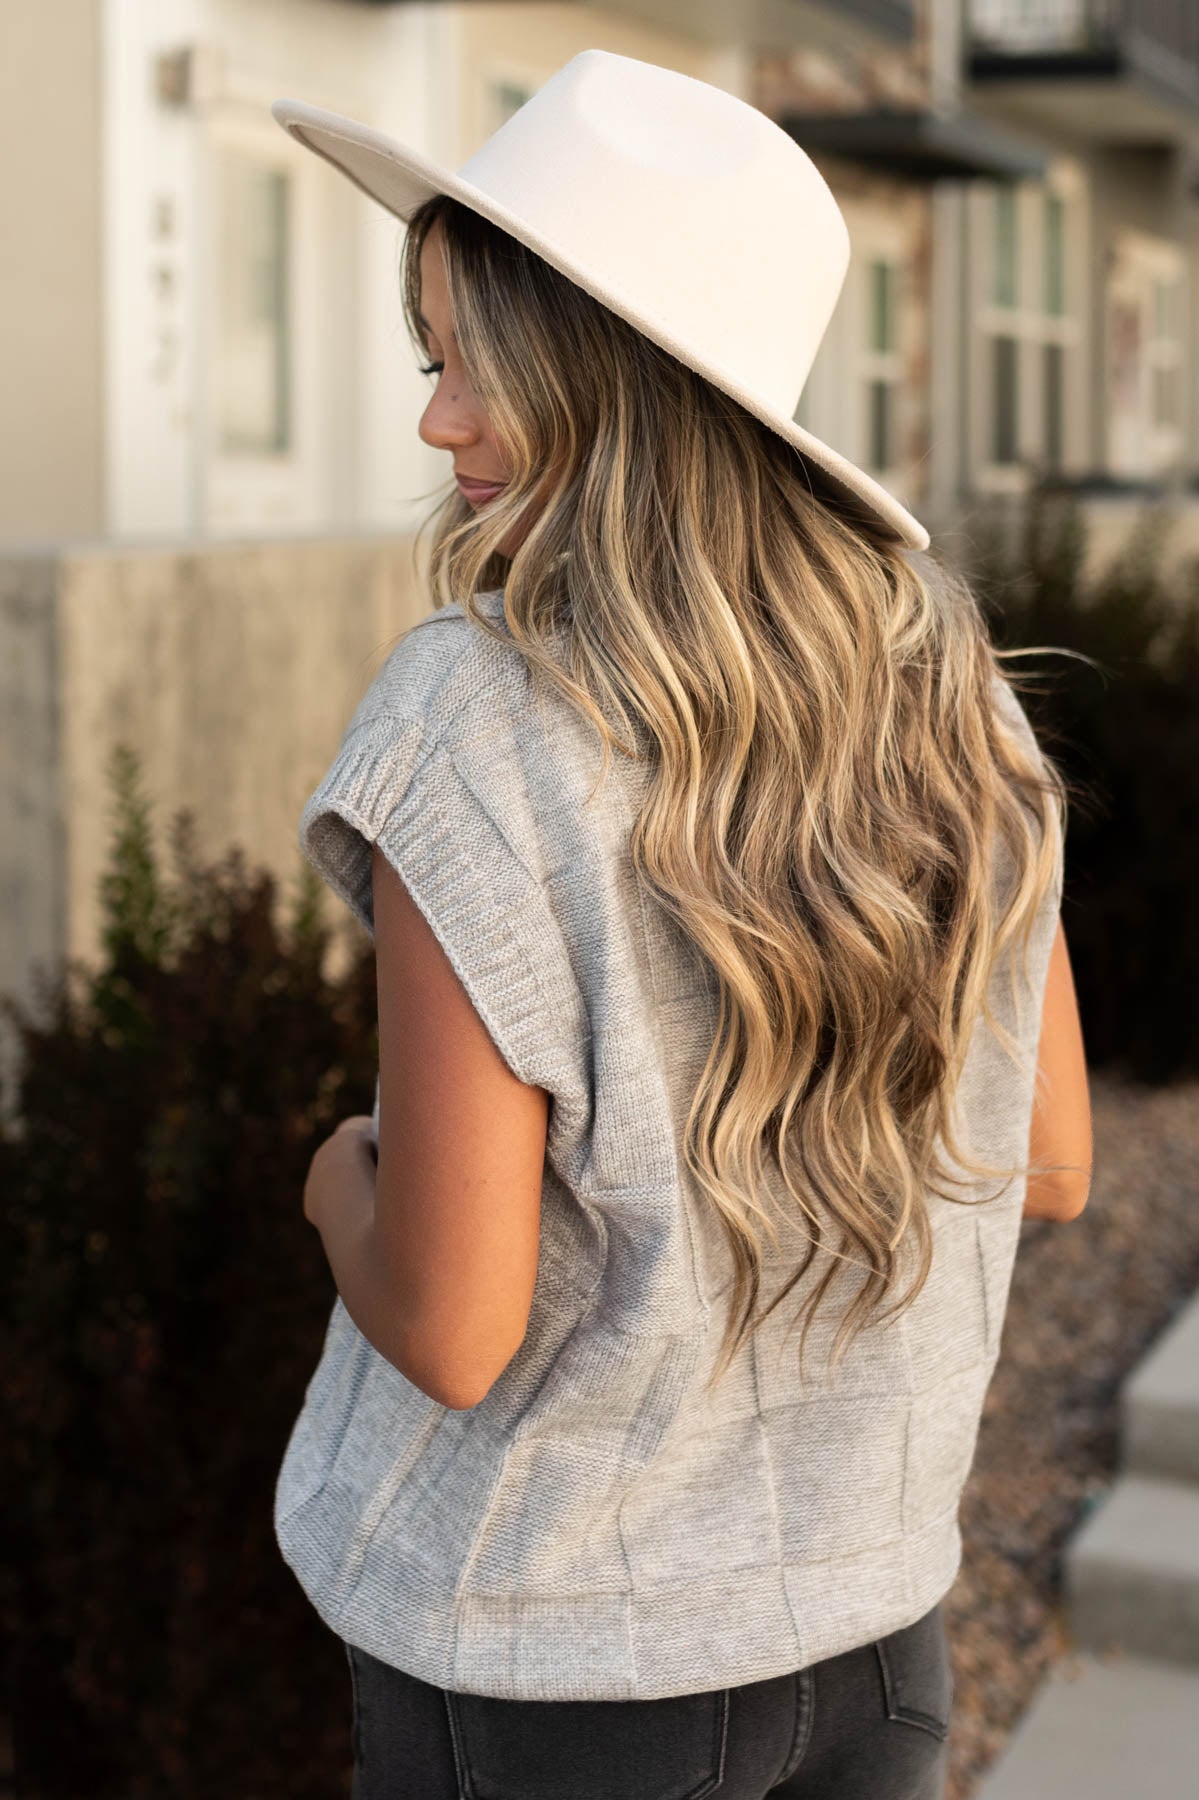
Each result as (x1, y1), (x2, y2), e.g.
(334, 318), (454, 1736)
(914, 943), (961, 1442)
(793, 209), (910, 487)
(863, 254), (903, 473)
(993, 183), (1018, 307)
(491, 79), (533, 129)
(978, 179), (1078, 481)
(1045, 190), (1065, 317)
(1044, 341), (1064, 470)
(795, 380), (815, 431)
(216, 147), (291, 456)
(869, 381), (892, 470)
(992, 336), (1019, 465)
(988, 187), (1020, 468)
(870, 258), (895, 353)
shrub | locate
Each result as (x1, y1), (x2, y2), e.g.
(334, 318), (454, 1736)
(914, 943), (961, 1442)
(966, 484), (1199, 1081)
(0, 742), (375, 1796)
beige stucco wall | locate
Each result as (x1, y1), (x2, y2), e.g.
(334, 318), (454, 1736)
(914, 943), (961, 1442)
(0, 0), (104, 545)
(453, 1), (729, 163)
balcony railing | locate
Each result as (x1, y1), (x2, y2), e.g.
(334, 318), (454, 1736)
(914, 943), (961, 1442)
(364, 0), (919, 43)
(836, 0), (917, 39)
(970, 0), (1199, 66)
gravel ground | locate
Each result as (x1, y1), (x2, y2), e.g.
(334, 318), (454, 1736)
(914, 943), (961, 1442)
(945, 1068), (1199, 1800)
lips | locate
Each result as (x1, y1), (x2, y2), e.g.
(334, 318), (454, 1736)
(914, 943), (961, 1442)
(455, 474), (507, 504)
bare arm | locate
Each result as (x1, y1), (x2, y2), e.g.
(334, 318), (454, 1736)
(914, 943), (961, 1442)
(368, 843), (548, 1408)
(1024, 919), (1093, 1222)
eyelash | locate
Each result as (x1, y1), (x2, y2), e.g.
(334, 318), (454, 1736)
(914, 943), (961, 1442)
(419, 361), (444, 377)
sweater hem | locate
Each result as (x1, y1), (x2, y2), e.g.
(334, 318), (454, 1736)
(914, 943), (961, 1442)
(276, 1501), (963, 1702)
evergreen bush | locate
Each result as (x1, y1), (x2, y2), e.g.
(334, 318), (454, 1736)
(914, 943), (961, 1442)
(966, 484), (1199, 1082)
(1, 743), (376, 1796)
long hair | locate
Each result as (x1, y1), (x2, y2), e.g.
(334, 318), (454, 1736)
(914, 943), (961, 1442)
(399, 194), (1082, 1394)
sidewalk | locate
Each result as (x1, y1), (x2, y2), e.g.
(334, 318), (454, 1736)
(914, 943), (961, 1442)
(972, 1646), (1199, 1799)
(974, 1288), (1199, 1796)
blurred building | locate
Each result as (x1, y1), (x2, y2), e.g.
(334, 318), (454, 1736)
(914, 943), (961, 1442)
(3, 0), (1199, 1111)
(8, 1), (1199, 551)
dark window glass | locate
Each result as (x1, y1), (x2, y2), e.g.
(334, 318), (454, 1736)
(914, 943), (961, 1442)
(870, 260), (896, 353)
(494, 82), (531, 122)
(1045, 192), (1065, 316)
(994, 185), (1018, 308)
(870, 379), (891, 469)
(992, 335), (1019, 464)
(1044, 341), (1063, 468)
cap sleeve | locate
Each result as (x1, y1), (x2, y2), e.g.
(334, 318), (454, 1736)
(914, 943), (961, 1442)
(992, 669), (1045, 759)
(299, 708), (563, 1091)
(991, 670), (1065, 909)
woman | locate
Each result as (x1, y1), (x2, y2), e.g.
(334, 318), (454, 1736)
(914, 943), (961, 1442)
(272, 50), (1092, 1800)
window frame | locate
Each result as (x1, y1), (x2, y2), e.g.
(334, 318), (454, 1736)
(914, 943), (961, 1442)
(974, 173), (1082, 493)
(861, 248), (906, 478)
(201, 103), (323, 534)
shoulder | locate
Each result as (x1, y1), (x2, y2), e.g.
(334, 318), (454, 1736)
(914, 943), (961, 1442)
(990, 668), (1048, 768)
(346, 588), (533, 750)
(298, 586), (585, 1091)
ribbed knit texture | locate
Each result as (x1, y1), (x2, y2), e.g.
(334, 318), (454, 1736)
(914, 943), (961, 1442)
(275, 571), (1064, 1701)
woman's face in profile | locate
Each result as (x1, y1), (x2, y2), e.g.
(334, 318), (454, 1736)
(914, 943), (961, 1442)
(416, 220), (542, 560)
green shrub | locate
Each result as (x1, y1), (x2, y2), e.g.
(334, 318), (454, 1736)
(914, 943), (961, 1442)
(966, 484), (1199, 1081)
(0, 743), (375, 1796)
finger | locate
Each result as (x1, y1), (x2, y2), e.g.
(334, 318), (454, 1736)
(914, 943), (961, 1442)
(334, 1114), (374, 1135)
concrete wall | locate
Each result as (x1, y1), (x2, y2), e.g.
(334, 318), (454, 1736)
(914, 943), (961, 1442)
(0, 533), (432, 1122)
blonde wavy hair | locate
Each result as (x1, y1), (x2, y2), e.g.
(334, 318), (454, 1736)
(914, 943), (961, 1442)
(399, 194), (1082, 1394)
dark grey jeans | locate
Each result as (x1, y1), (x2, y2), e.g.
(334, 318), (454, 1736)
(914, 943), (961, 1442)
(342, 1597), (953, 1799)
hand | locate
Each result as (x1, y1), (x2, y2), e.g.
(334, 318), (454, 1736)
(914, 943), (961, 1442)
(303, 1113), (378, 1232)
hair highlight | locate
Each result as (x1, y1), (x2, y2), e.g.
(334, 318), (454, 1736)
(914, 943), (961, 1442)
(400, 195), (1085, 1395)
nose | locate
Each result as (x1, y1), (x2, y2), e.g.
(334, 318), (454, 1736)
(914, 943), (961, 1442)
(417, 380), (480, 453)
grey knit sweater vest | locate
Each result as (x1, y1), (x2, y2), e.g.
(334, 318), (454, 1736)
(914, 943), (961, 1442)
(275, 576), (1062, 1701)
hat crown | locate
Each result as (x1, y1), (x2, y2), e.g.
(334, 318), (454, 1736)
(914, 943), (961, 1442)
(455, 50), (851, 415)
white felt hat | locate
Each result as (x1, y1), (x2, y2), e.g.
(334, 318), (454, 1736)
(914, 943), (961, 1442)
(271, 48), (929, 552)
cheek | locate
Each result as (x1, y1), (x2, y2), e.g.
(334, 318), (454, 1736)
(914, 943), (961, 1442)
(472, 404), (498, 444)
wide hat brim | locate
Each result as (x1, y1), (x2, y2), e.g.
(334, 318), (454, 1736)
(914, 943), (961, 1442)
(271, 97), (930, 554)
